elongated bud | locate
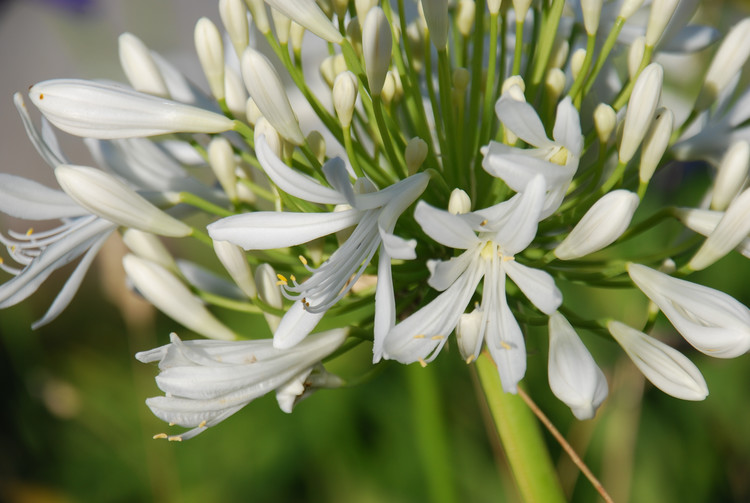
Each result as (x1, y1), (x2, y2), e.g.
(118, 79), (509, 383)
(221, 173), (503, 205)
(548, 40), (569, 70)
(456, 0), (475, 37)
(555, 190), (639, 259)
(512, 0), (532, 20)
(220, 0), (249, 58)
(696, 18), (750, 111)
(545, 68), (566, 100)
(448, 188), (471, 215)
(306, 131), (326, 163)
(245, 97), (262, 125)
(224, 66), (248, 120)
(270, 7), (291, 44)
(254, 117), (283, 159)
(593, 103), (616, 144)
(55, 165), (192, 237)
(607, 321), (708, 400)
(195, 17), (225, 101)
(456, 310), (482, 363)
(421, 0), (449, 50)
(290, 22), (305, 54)
(333, 71), (358, 127)
(580, 0), (602, 36)
(262, 0), (343, 44)
(628, 36), (646, 79)
(245, 0), (270, 34)
(333, 0), (348, 19)
(618, 0), (645, 20)
(362, 7), (392, 96)
(122, 228), (177, 272)
(548, 312), (608, 419)
(570, 49), (587, 81)
(381, 71), (398, 106)
(241, 47), (305, 145)
(619, 63), (663, 164)
(356, 0), (377, 24)
(645, 0), (679, 47)
(118, 33), (169, 98)
(255, 263), (283, 331)
(712, 141), (750, 211)
(213, 240), (256, 298)
(30, 79), (234, 138)
(124, 254), (237, 340)
(405, 137), (428, 175)
(208, 137), (238, 202)
(689, 187), (750, 271)
(639, 107), (673, 184)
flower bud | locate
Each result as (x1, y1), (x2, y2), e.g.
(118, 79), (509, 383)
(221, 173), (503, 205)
(270, 7), (291, 44)
(122, 228), (177, 272)
(607, 321), (708, 400)
(628, 36), (645, 79)
(548, 312), (608, 419)
(55, 165), (192, 237)
(421, 0), (450, 50)
(347, 17), (363, 56)
(674, 208), (750, 259)
(696, 18), (750, 112)
(456, 309), (482, 363)
(645, 0), (679, 47)
(356, 0), (378, 25)
(245, 97), (262, 125)
(711, 140), (750, 211)
(195, 17), (225, 101)
(488, 0), (502, 15)
(545, 68), (566, 101)
(618, 0), (645, 20)
(254, 117), (283, 159)
(245, 0), (270, 34)
(639, 107), (673, 184)
(448, 188), (471, 215)
(208, 137), (239, 202)
(548, 40), (569, 70)
(593, 103), (616, 144)
(219, 0), (249, 58)
(689, 187), (750, 271)
(333, 71), (358, 127)
(333, 0), (348, 18)
(123, 254), (237, 340)
(512, 0), (532, 20)
(320, 55), (339, 88)
(263, 0), (343, 44)
(554, 190), (639, 260)
(255, 263), (283, 332)
(241, 47), (305, 145)
(224, 65), (248, 120)
(362, 7), (392, 97)
(456, 0), (475, 38)
(213, 240), (256, 298)
(306, 130), (326, 164)
(580, 0), (602, 36)
(290, 22), (306, 54)
(619, 63), (663, 164)
(118, 33), (169, 98)
(405, 137), (428, 174)
(29, 79), (234, 138)
(570, 48), (587, 81)
(381, 71), (397, 106)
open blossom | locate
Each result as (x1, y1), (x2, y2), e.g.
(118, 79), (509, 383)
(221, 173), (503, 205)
(208, 136), (428, 351)
(384, 176), (562, 393)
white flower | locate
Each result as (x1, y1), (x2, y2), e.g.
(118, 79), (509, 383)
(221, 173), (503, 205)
(136, 329), (347, 440)
(548, 312), (608, 420)
(262, 0), (343, 44)
(383, 175), (562, 393)
(362, 7), (393, 97)
(607, 321), (708, 400)
(627, 263), (750, 358)
(619, 63), (663, 164)
(207, 137), (428, 351)
(674, 208), (750, 259)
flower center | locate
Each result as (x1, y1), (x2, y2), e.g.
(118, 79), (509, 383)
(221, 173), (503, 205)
(548, 146), (569, 165)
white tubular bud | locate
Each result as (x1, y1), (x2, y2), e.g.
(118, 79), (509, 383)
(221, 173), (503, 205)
(421, 0), (450, 50)
(195, 17), (226, 101)
(628, 36), (646, 79)
(254, 117), (283, 159)
(549, 40), (569, 70)
(488, 0), (502, 15)
(570, 48), (587, 81)
(224, 66), (248, 120)
(712, 141), (750, 211)
(548, 312), (608, 420)
(689, 188), (750, 271)
(456, 0), (475, 38)
(645, 0), (679, 47)
(270, 7), (292, 44)
(255, 263), (283, 331)
(262, 0), (343, 44)
(123, 254), (238, 340)
(618, 0), (645, 20)
(241, 47), (305, 145)
(554, 190), (639, 260)
(306, 130), (326, 163)
(320, 55), (338, 88)
(245, 97), (262, 125)
(317, 0), (334, 18)
(405, 137), (428, 175)
(502, 75), (526, 95)
(355, 0), (378, 27)
(619, 63), (663, 164)
(381, 71), (397, 106)
(118, 33), (169, 98)
(122, 228), (177, 272)
(54, 165), (192, 237)
(347, 17), (363, 56)
(512, 0), (532, 20)
(607, 321), (708, 401)
(290, 22), (305, 54)
(333, 71), (358, 127)
(213, 240), (256, 298)
(245, 0), (270, 34)
(696, 18), (750, 111)
(333, 0), (348, 19)
(448, 188), (471, 215)
(581, 0), (602, 36)
(29, 79), (234, 138)
(593, 103), (616, 144)
(545, 68), (566, 100)
(220, 0), (249, 58)
(208, 137), (239, 202)
(456, 310), (482, 363)
(362, 7), (392, 97)
(639, 107), (674, 184)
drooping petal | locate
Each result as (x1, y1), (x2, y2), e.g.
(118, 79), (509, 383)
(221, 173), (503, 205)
(504, 259), (562, 314)
(482, 143), (576, 194)
(492, 175), (546, 255)
(494, 96), (556, 149)
(0, 174), (86, 220)
(373, 251), (395, 363)
(414, 200), (479, 249)
(552, 97), (583, 157)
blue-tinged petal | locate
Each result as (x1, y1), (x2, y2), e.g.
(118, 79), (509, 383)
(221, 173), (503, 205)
(492, 175), (546, 254)
(552, 97), (583, 157)
(414, 201), (479, 249)
(208, 208), (363, 250)
(495, 96), (555, 148)
(504, 259), (562, 314)
(0, 174), (87, 220)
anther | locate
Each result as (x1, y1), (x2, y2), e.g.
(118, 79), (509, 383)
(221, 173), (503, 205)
(198, 420), (207, 428)
(26, 228), (34, 236)
(418, 358), (427, 368)
(298, 255), (308, 266)
(431, 335), (444, 340)
(465, 355), (475, 364)
(500, 341), (511, 350)
(167, 436), (183, 442)
(289, 274), (296, 282)
(413, 334), (425, 339)
(480, 219), (487, 226)
(276, 273), (288, 286)
(153, 433), (168, 440)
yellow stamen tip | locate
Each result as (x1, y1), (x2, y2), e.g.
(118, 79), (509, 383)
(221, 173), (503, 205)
(298, 255), (308, 265)
(153, 433), (168, 440)
(465, 355), (475, 364)
(167, 436), (183, 442)
(413, 334), (425, 339)
(500, 341), (511, 350)
(418, 358), (427, 368)
(198, 420), (207, 428)
(431, 335), (444, 340)
(26, 228), (34, 236)
(480, 219), (487, 226)
(289, 274), (296, 282)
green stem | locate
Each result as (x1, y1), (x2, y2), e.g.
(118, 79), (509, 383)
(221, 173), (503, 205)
(512, 20), (524, 76)
(177, 192), (234, 218)
(582, 17), (625, 97)
(568, 34), (597, 107)
(527, 0), (566, 98)
(475, 352), (566, 503)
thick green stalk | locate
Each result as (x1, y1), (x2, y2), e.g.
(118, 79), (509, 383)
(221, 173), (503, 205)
(475, 353), (566, 503)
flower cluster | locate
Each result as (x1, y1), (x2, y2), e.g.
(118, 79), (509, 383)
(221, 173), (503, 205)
(2, 0), (750, 443)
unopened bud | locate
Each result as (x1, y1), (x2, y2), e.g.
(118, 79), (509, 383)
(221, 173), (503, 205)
(619, 63), (663, 164)
(213, 240), (256, 298)
(290, 22), (306, 54)
(645, 0), (679, 47)
(545, 68), (566, 100)
(581, 0), (603, 36)
(618, 0), (645, 20)
(448, 188), (471, 215)
(208, 137), (238, 202)
(405, 137), (428, 174)
(453, 67), (470, 93)
(122, 228), (177, 272)
(421, 0), (449, 49)
(220, 0), (249, 58)
(712, 141), (750, 211)
(696, 18), (750, 111)
(548, 40), (569, 70)
(628, 36), (646, 79)
(689, 187), (750, 271)
(363, 7), (392, 96)
(639, 107), (673, 184)
(195, 17), (225, 101)
(333, 71), (358, 127)
(254, 117), (283, 159)
(513, 0), (532, 20)
(456, 309), (482, 363)
(456, 0), (476, 37)
(306, 130), (326, 164)
(245, 97), (262, 125)
(381, 71), (397, 106)
(570, 48), (587, 81)
(245, 0), (270, 34)
(224, 66), (248, 120)
(118, 33), (169, 98)
(263, 0), (343, 43)
(255, 263), (283, 332)
(593, 103), (616, 144)
(271, 7), (291, 44)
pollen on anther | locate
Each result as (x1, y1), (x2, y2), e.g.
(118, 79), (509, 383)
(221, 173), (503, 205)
(465, 355), (475, 364)
(480, 219), (488, 226)
(198, 420), (207, 428)
(431, 335), (444, 340)
(413, 334), (425, 339)
(276, 274), (288, 286)
(153, 433), (168, 440)
(167, 436), (183, 442)
(169, 422), (175, 426)
(26, 228), (34, 236)
(39, 93), (44, 100)
(290, 274), (296, 282)
(298, 255), (308, 266)
(418, 358), (427, 368)
(500, 341), (511, 350)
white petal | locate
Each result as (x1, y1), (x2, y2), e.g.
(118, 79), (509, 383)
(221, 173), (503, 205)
(373, 251), (395, 363)
(428, 247), (481, 291)
(485, 277), (527, 393)
(414, 201), (479, 249)
(482, 143), (575, 194)
(0, 174), (86, 220)
(552, 97), (583, 157)
(272, 301), (326, 349)
(495, 96), (555, 148)
(689, 187), (750, 270)
(492, 175), (545, 254)
(263, 0), (343, 44)
(504, 260), (562, 314)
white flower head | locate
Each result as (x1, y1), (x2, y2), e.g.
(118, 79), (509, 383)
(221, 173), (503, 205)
(262, 0), (343, 44)
(137, 329), (347, 440)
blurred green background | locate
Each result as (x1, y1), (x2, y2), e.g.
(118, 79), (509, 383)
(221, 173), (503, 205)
(1, 0), (750, 502)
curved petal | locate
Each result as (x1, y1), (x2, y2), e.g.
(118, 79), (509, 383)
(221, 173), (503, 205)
(495, 96), (555, 148)
(504, 260), (562, 314)
(482, 142), (576, 190)
(485, 271), (527, 393)
(373, 251), (395, 363)
(414, 201), (479, 249)
(0, 174), (87, 220)
(272, 301), (326, 349)
(492, 175), (546, 254)
(552, 97), (583, 157)
(427, 246), (482, 291)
